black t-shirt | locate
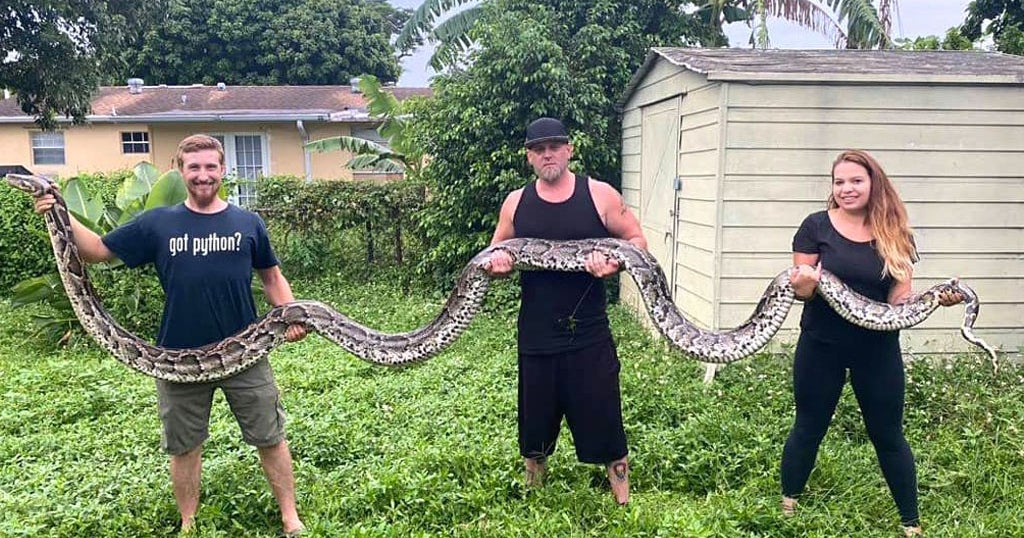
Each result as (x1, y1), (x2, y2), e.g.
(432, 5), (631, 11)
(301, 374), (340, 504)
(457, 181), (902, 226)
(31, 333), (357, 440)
(102, 204), (278, 349)
(792, 210), (900, 343)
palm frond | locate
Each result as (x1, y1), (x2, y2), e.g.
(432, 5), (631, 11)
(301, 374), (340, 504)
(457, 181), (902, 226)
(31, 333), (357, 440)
(421, 6), (482, 70)
(358, 75), (401, 119)
(754, 0), (771, 49)
(429, 39), (470, 72)
(878, 0), (899, 38)
(305, 136), (391, 156)
(766, 0), (847, 48)
(394, 0), (477, 53)
(347, 154), (407, 173)
(826, 0), (890, 48)
(431, 5), (481, 48)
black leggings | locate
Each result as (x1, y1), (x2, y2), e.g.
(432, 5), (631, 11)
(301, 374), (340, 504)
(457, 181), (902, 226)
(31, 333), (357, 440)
(781, 332), (919, 526)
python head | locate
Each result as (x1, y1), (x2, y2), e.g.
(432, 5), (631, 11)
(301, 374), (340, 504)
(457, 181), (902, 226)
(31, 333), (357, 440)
(4, 173), (54, 197)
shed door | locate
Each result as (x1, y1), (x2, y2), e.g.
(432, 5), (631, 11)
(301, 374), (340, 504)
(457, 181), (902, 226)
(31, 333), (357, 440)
(640, 96), (680, 292)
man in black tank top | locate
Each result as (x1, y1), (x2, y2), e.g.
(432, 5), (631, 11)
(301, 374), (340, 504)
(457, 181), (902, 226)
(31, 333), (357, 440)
(485, 118), (648, 505)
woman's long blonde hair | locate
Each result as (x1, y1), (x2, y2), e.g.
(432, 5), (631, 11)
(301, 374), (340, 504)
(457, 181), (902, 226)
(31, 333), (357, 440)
(828, 150), (917, 281)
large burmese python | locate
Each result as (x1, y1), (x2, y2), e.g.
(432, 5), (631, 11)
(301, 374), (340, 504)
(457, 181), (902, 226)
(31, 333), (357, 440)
(7, 173), (999, 383)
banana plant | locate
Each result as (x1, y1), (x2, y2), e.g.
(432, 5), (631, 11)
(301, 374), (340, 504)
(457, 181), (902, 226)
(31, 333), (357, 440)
(699, 0), (898, 49)
(394, 0), (482, 71)
(11, 161), (186, 345)
(304, 75), (424, 176)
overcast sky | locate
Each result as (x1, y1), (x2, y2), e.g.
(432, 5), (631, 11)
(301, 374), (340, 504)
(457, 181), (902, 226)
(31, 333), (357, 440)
(388, 0), (974, 87)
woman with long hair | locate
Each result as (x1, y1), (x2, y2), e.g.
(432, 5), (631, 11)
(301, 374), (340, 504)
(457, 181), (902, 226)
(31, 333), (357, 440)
(782, 150), (961, 536)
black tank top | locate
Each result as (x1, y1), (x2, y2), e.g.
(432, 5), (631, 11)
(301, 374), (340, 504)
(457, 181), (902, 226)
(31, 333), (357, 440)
(513, 174), (612, 354)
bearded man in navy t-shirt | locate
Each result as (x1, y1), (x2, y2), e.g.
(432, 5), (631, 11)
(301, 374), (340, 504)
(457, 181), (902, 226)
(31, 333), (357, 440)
(34, 134), (307, 536)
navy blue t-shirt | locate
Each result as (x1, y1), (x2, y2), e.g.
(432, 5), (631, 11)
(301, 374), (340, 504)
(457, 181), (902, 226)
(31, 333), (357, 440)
(792, 210), (901, 344)
(102, 204), (278, 349)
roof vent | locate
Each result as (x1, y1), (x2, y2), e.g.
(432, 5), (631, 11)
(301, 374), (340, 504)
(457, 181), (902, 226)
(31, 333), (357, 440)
(350, 77), (361, 93)
(127, 78), (144, 94)
(181, 94), (188, 105)
(216, 82), (226, 91)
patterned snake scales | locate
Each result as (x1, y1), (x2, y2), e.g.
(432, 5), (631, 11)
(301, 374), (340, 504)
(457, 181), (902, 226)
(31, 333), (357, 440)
(7, 173), (999, 383)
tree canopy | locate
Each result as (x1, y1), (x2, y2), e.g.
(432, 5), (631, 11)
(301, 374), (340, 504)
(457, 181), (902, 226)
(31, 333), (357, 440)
(962, 0), (1024, 55)
(896, 27), (974, 51)
(105, 0), (409, 86)
(407, 0), (723, 285)
(1, 0), (165, 128)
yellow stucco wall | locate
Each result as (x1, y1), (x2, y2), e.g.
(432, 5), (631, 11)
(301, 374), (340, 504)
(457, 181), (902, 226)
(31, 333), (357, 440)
(0, 123), (154, 177)
(0, 121), (388, 180)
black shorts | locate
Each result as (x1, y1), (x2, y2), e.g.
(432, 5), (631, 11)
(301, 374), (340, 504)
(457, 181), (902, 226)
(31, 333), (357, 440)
(517, 337), (628, 464)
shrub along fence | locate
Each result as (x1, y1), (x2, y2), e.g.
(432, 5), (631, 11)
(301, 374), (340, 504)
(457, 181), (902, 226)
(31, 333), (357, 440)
(254, 176), (426, 276)
(0, 171), (133, 295)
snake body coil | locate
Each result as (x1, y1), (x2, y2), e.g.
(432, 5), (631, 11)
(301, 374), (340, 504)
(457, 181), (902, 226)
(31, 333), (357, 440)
(6, 173), (999, 383)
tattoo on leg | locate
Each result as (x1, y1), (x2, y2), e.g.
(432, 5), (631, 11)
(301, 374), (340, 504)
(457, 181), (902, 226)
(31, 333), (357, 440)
(611, 461), (628, 482)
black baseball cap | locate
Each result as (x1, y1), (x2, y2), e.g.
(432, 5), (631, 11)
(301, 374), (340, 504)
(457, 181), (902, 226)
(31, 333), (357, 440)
(524, 117), (570, 148)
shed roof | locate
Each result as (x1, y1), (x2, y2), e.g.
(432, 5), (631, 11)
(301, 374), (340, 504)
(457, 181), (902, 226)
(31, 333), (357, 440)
(620, 48), (1024, 109)
(0, 84), (432, 124)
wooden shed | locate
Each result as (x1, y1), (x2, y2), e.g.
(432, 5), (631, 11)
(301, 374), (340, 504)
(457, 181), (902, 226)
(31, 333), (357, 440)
(618, 48), (1024, 359)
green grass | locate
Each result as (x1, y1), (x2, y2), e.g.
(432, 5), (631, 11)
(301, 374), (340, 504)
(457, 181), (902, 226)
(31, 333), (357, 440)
(1, 276), (1022, 537)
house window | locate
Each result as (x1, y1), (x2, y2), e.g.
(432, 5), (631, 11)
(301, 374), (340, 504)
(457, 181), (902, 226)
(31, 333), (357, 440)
(31, 131), (65, 165)
(121, 131), (150, 154)
(211, 133), (269, 208)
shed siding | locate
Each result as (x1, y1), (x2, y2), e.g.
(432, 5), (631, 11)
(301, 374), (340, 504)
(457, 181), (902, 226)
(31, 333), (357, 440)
(620, 64), (722, 329)
(620, 107), (644, 313)
(717, 82), (1023, 355)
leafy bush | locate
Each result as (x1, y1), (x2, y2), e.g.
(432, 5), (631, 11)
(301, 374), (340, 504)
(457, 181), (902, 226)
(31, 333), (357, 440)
(0, 183), (53, 294)
(8, 163), (184, 345)
(0, 170), (135, 296)
(255, 176), (426, 277)
(89, 266), (164, 341)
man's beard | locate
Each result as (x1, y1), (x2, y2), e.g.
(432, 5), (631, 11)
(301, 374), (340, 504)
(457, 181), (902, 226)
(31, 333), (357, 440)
(188, 181), (221, 206)
(538, 165), (562, 182)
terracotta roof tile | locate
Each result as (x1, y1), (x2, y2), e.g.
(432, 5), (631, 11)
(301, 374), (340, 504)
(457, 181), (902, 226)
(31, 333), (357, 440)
(0, 84), (432, 121)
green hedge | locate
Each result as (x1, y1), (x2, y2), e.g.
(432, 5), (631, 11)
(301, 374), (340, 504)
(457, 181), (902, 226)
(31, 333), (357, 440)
(0, 171), (133, 296)
(255, 176), (427, 277)
(0, 185), (53, 294)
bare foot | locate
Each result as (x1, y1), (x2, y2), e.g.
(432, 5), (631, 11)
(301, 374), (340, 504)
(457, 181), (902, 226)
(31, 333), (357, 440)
(524, 457), (546, 488)
(607, 457), (629, 505)
(903, 525), (924, 536)
(283, 521), (305, 537)
(179, 516), (196, 536)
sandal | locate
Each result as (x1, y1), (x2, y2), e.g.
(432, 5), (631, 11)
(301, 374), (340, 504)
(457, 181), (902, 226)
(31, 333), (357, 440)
(781, 496), (798, 517)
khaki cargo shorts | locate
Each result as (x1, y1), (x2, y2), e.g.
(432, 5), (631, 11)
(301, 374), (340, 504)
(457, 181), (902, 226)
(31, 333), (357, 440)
(155, 358), (286, 455)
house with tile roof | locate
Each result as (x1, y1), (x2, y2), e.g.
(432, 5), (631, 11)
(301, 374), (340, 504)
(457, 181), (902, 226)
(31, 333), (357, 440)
(0, 81), (431, 204)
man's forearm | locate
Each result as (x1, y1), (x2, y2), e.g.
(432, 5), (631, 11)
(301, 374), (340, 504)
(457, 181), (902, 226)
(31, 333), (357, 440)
(264, 285), (295, 307)
(627, 235), (648, 251)
(262, 276), (296, 307)
(70, 216), (114, 263)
